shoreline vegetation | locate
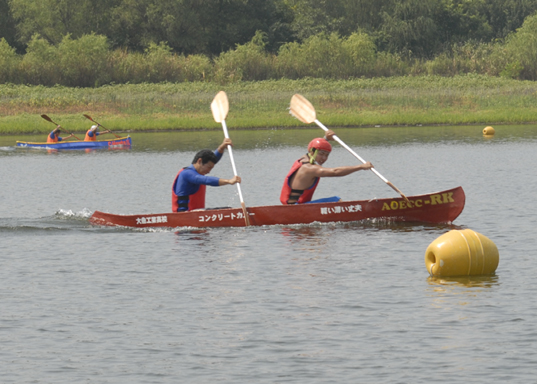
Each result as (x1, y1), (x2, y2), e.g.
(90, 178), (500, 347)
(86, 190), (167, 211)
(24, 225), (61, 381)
(2, 75), (537, 135)
(4, 12), (537, 136)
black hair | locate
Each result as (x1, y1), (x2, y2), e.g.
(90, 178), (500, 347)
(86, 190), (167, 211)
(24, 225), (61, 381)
(192, 149), (218, 165)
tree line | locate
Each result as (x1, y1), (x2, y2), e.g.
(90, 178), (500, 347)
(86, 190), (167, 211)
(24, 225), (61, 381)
(3, 0), (537, 57)
(2, 0), (537, 85)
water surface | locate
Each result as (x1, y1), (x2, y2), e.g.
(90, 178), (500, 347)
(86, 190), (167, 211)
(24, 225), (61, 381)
(1, 125), (536, 383)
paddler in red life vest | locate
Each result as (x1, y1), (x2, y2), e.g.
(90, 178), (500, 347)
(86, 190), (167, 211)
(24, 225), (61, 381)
(47, 126), (74, 143)
(84, 124), (111, 141)
(172, 138), (241, 212)
(280, 130), (374, 204)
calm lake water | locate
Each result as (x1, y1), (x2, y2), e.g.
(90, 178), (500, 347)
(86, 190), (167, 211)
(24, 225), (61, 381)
(1, 125), (537, 383)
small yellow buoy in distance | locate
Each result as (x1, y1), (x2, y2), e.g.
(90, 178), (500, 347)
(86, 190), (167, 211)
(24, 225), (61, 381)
(483, 126), (495, 135)
(425, 229), (499, 277)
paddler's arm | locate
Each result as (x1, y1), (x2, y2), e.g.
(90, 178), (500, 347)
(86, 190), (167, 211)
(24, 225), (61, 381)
(302, 162), (374, 177)
(189, 172), (240, 187)
(215, 138), (233, 161)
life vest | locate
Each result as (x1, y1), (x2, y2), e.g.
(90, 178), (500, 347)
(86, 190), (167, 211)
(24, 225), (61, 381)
(172, 167), (206, 212)
(84, 129), (97, 141)
(280, 158), (320, 204)
(47, 132), (58, 143)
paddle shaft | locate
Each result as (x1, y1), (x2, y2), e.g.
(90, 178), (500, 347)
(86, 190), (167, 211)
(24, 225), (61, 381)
(40, 114), (81, 140)
(221, 120), (250, 225)
(83, 115), (120, 138)
(210, 91), (250, 226)
(314, 119), (410, 202)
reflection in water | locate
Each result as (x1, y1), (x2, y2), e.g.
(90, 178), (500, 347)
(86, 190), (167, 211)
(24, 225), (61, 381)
(279, 225), (326, 240)
(174, 228), (210, 241)
(427, 275), (499, 289)
(353, 219), (464, 233)
(426, 275), (500, 310)
(279, 225), (329, 255)
(279, 219), (463, 235)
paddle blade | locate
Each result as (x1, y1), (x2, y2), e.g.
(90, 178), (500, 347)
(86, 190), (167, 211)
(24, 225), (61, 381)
(211, 91), (229, 123)
(83, 114), (93, 121)
(40, 114), (54, 123)
(290, 94), (316, 124)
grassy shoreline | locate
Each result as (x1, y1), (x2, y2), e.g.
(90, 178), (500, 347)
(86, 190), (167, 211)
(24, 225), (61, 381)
(2, 75), (537, 135)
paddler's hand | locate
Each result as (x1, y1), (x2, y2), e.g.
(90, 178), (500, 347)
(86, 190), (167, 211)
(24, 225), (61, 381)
(324, 130), (335, 141)
(229, 175), (241, 185)
(217, 138), (233, 153)
(361, 161), (374, 170)
(219, 175), (241, 186)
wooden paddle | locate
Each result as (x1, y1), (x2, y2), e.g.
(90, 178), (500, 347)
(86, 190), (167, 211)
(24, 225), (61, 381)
(211, 91), (251, 226)
(40, 114), (81, 140)
(82, 114), (121, 138)
(289, 94), (411, 204)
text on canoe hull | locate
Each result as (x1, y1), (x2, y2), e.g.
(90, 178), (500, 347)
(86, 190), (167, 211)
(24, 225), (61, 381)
(381, 192), (455, 211)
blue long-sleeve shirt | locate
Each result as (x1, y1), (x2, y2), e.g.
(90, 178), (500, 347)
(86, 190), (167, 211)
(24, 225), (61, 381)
(174, 149), (223, 197)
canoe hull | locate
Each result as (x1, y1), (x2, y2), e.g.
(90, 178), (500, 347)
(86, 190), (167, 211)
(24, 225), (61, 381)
(90, 186), (465, 228)
(16, 136), (132, 150)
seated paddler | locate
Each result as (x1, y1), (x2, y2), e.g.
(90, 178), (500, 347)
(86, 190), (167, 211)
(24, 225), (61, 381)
(47, 125), (74, 143)
(280, 130), (374, 205)
(85, 124), (111, 141)
(172, 138), (241, 212)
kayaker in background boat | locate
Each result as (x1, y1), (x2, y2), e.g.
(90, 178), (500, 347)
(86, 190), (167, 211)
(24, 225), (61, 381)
(46, 126), (74, 143)
(280, 130), (374, 205)
(84, 124), (111, 141)
(172, 138), (242, 212)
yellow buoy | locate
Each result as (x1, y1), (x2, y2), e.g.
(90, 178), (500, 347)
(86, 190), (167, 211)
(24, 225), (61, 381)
(425, 229), (499, 277)
(483, 126), (495, 135)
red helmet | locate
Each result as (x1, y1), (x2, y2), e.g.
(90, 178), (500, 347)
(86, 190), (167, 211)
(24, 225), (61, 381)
(308, 138), (332, 153)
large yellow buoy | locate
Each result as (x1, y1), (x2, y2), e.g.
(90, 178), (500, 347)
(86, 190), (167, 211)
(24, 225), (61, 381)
(425, 229), (499, 277)
(483, 126), (495, 135)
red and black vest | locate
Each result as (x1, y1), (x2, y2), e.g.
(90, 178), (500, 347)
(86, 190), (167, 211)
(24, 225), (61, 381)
(172, 168), (206, 212)
(280, 159), (320, 204)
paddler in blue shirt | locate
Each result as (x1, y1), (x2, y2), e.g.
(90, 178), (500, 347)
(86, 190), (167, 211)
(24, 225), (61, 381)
(47, 126), (74, 143)
(85, 124), (111, 141)
(172, 138), (241, 212)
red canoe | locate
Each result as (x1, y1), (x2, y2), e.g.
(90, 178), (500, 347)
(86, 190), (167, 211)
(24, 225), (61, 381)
(89, 186), (465, 229)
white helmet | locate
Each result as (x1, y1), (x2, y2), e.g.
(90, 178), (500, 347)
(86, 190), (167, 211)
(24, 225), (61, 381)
(91, 125), (98, 130)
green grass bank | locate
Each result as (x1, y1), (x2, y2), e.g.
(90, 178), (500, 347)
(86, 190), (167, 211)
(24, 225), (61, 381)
(2, 75), (537, 135)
